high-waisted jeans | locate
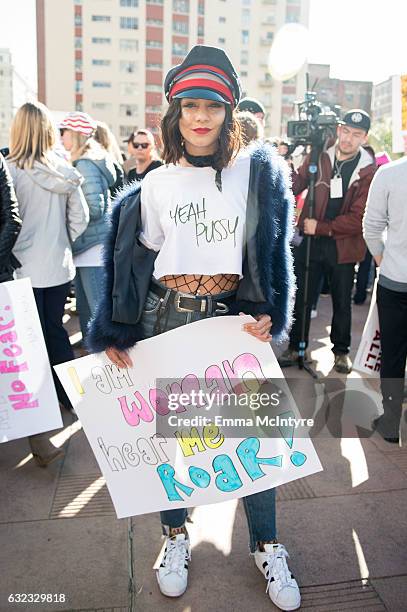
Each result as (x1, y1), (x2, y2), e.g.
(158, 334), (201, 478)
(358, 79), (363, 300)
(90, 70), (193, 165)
(138, 280), (277, 552)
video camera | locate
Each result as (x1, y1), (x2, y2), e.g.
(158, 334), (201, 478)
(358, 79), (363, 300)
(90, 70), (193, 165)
(287, 92), (340, 148)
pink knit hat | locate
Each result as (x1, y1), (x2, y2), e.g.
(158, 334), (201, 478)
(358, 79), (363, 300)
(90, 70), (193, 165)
(59, 112), (96, 136)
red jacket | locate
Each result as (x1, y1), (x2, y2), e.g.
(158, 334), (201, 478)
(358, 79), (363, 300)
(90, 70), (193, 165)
(293, 145), (376, 264)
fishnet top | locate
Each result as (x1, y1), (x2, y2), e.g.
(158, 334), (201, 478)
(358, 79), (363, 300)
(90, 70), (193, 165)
(160, 273), (239, 295)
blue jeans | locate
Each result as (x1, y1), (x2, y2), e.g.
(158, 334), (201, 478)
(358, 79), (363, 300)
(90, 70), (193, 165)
(139, 280), (277, 552)
(75, 266), (104, 338)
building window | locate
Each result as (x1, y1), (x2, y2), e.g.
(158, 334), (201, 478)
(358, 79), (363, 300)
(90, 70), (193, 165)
(198, 23), (204, 36)
(219, 16), (226, 23)
(173, 20), (189, 34)
(120, 16), (138, 29)
(75, 37), (82, 48)
(75, 59), (83, 69)
(198, 2), (204, 15)
(146, 40), (163, 48)
(146, 84), (162, 92)
(146, 105), (161, 112)
(241, 50), (248, 65)
(92, 102), (112, 110)
(242, 30), (249, 45)
(146, 62), (163, 69)
(75, 81), (83, 92)
(74, 14), (82, 25)
(146, 0), (163, 4)
(147, 18), (163, 25)
(172, 41), (188, 55)
(173, 0), (189, 13)
(120, 60), (137, 73)
(120, 38), (139, 51)
(92, 59), (111, 66)
(93, 81), (111, 88)
(120, 103), (138, 117)
(286, 13), (300, 23)
(92, 37), (111, 44)
(120, 0), (138, 6)
(218, 37), (226, 44)
(120, 125), (134, 138)
(242, 8), (250, 26)
(120, 82), (138, 96)
(92, 15), (111, 22)
(241, 71), (248, 77)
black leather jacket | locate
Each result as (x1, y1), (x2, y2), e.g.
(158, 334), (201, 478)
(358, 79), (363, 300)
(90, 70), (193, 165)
(0, 153), (21, 282)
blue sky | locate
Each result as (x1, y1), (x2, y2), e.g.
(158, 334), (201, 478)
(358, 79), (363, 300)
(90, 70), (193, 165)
(1, 0), (407, 92)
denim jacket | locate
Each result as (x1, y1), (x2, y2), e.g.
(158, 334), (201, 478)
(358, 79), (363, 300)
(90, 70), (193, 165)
(72, 152), (116, 255)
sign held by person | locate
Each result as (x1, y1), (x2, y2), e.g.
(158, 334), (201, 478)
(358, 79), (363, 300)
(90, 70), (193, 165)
(55, 316), (322, 518)
(354, 280), (381, 377)
(0, 278), (62, 442)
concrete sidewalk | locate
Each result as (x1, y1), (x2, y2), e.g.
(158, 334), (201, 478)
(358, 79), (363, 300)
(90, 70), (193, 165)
(1, 295), (406, 611)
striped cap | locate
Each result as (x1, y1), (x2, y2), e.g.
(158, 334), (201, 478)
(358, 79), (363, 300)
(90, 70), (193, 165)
(59, 112), (97, 136)
(165, 45), (241, 108)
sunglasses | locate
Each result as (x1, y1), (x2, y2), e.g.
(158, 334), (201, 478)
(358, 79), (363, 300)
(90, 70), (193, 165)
(132, 142), (150, 149)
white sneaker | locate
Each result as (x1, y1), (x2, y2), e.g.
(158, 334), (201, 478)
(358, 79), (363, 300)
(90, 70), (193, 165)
(254, 543), (301, 611)
(156, 533), (190, 597)
(311, 309), (318, 319)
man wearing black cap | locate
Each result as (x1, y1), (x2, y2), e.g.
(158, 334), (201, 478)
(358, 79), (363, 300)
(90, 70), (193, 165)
(279, 109), (376, 374)
(237, 97), (266, 126)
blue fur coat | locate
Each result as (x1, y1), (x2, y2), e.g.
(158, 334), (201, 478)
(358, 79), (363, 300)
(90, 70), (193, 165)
(87, 143), (296, 353)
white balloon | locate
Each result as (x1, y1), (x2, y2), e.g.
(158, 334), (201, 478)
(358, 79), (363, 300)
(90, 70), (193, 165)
(268, 23), (310, 82)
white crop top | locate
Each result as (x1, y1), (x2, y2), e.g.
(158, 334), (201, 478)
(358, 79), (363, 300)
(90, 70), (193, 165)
(139, 151), (251, 279)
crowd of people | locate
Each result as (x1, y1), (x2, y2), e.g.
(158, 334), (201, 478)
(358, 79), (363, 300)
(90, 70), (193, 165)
(0, 43), (406, 611)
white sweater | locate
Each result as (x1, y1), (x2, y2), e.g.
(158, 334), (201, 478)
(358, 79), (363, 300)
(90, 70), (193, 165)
(363, 156), (407, 291)
(9, 153), (89, 288)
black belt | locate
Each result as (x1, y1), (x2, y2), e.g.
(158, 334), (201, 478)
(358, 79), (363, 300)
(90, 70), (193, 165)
(150, 283), (236, 315)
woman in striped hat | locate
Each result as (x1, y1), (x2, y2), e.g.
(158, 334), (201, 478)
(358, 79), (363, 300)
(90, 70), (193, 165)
(88, 45), (300, 611)
(59, 112), (117, 342)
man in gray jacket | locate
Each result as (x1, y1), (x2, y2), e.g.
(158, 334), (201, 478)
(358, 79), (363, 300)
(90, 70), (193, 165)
(363, 156), (407, 443)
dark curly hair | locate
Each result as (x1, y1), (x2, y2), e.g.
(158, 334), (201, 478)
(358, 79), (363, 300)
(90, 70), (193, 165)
(160, 99), (242, 170)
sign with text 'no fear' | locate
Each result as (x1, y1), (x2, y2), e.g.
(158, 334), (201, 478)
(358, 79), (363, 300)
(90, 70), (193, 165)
(0, 278), (62, 442)
(55, 316), (322, 518)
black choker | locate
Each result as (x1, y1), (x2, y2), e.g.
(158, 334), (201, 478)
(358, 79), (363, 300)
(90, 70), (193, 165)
(183, 148), (222, 192)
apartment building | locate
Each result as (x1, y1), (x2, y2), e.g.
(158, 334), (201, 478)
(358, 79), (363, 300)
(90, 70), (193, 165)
(0, 49), (13, 147)
(36, 0), (309, 145)
(372, 77), (392, 123)
(308, 63), (373, 115)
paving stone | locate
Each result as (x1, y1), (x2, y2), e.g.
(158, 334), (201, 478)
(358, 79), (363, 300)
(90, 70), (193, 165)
(370, 575), (407, 612)
(0, 518), (129, 611)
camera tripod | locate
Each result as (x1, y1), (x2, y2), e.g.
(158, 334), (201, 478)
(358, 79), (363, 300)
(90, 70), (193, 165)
(297, 143), (320, 380)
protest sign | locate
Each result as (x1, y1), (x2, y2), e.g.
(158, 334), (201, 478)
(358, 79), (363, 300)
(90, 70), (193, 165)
(55, 316), (322, 519)
(354, 280), (381, 377)
(0, 278), (62, 442)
